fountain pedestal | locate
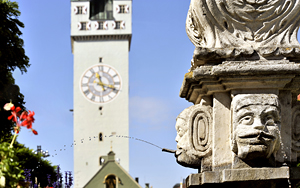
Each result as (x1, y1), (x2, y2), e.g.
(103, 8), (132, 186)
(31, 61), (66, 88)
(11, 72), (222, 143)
(174, 1), (300, 187)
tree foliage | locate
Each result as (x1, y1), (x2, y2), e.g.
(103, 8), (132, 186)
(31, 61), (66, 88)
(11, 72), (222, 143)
(0, 1), (57, 187)
(14, 142), (57, 187)
(0, 0), (29, 140)
(0, 137), (58, 188)
(0, 142), (23, 188)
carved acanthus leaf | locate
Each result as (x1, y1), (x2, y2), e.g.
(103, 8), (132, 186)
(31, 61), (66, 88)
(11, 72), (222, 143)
(187, 0), (300, 50)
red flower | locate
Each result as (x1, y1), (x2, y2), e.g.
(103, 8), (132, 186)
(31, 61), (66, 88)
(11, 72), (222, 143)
(31, 129), (38, 135)
(7, 106), (20, 122)
(8, 114), (15, 121)
(15, 107), (21, 113)
(20, 111), (28, 120)
(5, 102), (37, 136)
(21, 110), (35, 129)
(298, 94), (300, 101)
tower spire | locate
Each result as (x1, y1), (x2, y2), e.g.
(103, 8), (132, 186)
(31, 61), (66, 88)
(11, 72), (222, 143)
(110, 140), (113, 151)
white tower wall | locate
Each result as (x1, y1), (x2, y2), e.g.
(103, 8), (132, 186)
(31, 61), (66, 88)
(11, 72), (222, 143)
(71, 0), (131, 187)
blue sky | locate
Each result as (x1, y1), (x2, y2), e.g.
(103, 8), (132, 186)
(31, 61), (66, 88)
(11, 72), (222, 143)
(12, 1), (300, 188)
(13, 1), (196, 188)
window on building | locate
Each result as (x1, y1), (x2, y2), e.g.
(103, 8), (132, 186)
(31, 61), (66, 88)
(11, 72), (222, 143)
(99, 132), (103, 141)
(90, 0), (113, 20)
(115, 21), (121, 29)
(99, 157), (105, 165)
(119, 5), (125, 13)
(80, 22), (87, 30)
(98, 22), (104, 30)
(77, 6), (83, 14)
(105, 175), (116, 188)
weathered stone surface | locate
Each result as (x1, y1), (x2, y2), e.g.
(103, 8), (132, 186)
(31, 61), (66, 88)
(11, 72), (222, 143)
(223, 167), (289, 182)
(212, 93), (232, 170)
(175, 0), (300, 187)
(175, 105), (213, 170)
(231, 94), (281, 166)
(186, 0), (300, 66)
(186, 167), (294, 187)
(175, 105), (202, 168)
(180, 60), (300, 103)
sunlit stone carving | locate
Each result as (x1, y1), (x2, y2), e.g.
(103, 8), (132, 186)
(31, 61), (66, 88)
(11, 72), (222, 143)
(175, 105), (212, 168)
(186, 0), (300, 62)
(231, 94), (281, 164)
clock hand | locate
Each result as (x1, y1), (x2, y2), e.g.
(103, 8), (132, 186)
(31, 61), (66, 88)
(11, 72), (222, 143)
(100, 83), (115, 89)
(94, 73), (105, 91)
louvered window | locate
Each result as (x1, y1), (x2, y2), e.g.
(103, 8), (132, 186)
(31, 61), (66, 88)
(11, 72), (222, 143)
(115, 21), (121, 29)
(77, 6), (83, 14)
(119, 5), (125, 13)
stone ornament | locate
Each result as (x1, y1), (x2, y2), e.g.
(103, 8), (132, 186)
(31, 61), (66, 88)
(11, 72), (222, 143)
(175, 105), (212, 168)
(186, 0), (300, 62)
(292, 106), (300, 153)
(231, 94), (281, 164)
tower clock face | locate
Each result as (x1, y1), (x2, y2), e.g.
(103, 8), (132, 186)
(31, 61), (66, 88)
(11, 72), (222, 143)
(80, 64), (122, 104)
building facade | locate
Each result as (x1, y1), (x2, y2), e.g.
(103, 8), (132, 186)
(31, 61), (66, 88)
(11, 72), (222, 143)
(71, 0), (132, 187)
(84, 150), (142, 188)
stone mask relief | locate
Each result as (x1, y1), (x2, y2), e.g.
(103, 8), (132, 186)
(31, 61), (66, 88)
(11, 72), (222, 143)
(175, 106), (201, 168)
(175, 105), (212, 169)
(231, 94), (281, 165)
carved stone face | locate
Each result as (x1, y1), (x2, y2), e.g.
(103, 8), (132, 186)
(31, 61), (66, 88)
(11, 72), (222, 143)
(232, 94), (281, 161)
(175, 108), (201, 167)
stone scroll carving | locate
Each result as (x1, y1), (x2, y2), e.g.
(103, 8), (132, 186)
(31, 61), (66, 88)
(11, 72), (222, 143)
(175, 105), (212, 168)
(186, 0), (300, 62)
(231, 94), (281, 166)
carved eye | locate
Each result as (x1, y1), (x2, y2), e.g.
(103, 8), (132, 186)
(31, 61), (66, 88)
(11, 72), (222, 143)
(177, 128), (185, 137)
(239, 116), (253, 125)
(265, 115), (275, 126)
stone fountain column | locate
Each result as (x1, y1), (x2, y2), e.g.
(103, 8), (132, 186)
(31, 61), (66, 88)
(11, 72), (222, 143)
(174, 0), (300, 187)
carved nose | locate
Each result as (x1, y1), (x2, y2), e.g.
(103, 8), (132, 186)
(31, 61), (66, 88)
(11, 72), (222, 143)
(252, 119), (264, 130)
(175, 135), (179, 142)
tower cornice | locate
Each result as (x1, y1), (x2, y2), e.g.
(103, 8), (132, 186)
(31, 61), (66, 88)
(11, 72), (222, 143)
(71, 34), (132, 53)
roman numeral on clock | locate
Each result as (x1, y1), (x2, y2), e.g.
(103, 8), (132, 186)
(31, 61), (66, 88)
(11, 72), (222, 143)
(99, 97), (104, 103)
(83, 90), (90, 96)
(112, 89), (118, 94)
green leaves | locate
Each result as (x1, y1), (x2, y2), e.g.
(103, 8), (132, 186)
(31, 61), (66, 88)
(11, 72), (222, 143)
(0, 0), (27, 141)
(0, 142), (24, 188)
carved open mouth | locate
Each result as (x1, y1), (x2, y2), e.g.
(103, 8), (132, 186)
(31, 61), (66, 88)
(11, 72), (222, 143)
(175, 147), (183, 156)
(175, 151), (182, 156)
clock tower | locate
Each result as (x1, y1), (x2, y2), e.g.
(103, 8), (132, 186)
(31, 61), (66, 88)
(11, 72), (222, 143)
(70, 0), (131, 187)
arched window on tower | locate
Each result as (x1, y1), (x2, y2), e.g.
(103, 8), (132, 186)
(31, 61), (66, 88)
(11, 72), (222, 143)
(99, 132), (103, 141)
(99, 157), (105, 165)
(104, 175), (116, 188)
